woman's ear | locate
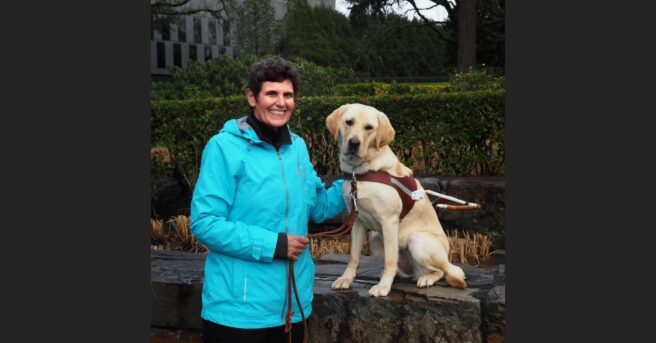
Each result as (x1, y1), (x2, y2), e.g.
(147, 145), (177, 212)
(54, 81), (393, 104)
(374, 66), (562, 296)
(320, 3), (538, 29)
(245, 88), (257, 107)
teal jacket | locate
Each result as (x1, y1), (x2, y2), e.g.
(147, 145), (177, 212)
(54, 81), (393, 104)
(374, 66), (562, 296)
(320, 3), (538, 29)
(190, 117), (346, 329)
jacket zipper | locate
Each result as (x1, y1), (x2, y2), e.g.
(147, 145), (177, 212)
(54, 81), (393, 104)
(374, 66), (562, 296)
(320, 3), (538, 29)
(277, 148), (290, 322)
(277, 149), (290, 234)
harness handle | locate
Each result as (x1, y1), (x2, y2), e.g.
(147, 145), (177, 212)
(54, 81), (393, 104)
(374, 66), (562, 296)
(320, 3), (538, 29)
(425, 189), (481, 211)
(435, 203), (481, 210)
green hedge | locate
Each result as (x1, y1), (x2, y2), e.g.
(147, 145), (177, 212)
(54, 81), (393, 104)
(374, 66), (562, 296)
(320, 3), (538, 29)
(151, 91), (505, 193)
(332, 82), (450, 97)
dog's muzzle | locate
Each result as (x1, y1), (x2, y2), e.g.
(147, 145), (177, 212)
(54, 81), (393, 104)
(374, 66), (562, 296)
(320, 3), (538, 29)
(347, 137), (360, 154)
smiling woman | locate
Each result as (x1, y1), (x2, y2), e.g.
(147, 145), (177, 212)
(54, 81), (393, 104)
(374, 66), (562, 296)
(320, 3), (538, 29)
(188, 56), (347, 343)
(246, 80), (295, 130)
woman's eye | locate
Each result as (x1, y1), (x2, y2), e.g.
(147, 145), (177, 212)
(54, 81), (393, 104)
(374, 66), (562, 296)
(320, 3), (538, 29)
(345, 120), (353, 126)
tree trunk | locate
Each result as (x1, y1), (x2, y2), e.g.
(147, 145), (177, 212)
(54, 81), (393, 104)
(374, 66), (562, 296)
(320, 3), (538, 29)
(457, 0), (477, 71)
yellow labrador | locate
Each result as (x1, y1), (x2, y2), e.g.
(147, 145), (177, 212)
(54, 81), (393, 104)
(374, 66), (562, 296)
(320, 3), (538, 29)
(326, 103), (466, 297)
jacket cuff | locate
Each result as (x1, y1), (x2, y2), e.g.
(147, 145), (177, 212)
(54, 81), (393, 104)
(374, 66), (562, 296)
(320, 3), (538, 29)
(274, 232), (288, 260)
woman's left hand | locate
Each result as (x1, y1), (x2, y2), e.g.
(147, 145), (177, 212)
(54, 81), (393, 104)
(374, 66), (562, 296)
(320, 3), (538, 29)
(287, 234), (309, 261)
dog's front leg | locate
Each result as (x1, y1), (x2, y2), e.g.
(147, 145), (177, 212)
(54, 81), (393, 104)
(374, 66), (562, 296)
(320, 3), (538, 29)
(368, 219), (399, 297)
(331, 222), (366, 290)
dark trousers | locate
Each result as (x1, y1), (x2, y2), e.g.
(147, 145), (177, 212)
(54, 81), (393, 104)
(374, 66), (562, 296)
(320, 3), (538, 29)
(202, 319), (306, 343)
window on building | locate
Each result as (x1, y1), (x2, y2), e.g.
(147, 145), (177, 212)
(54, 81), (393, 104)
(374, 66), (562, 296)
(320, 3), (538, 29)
(173, 44), (181, 67)
(204, 46), (212, 61)
(223, 21), (230, 46)
(157, 42), (166, 68)
(194, 18), (202, 44)
(177, 18), (187, 42)
(189, 45), (197, 62)
(161, 25), (170, 41)
(219, 46), (226, 55)
(209, 20), (217, 45)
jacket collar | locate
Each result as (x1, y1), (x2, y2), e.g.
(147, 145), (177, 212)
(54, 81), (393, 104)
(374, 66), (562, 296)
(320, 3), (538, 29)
(245, 114), (292, 150)
(228, 117), (295, 149)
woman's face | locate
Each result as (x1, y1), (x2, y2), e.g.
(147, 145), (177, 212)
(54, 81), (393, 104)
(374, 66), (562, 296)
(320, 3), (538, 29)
(246, 79), (295, 130)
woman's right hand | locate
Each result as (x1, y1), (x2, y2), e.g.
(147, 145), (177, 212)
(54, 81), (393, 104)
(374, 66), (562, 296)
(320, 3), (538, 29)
(287, 234), (309, 261)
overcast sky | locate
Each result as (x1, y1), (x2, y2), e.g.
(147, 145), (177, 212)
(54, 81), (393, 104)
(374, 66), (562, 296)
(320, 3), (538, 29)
(334, 0), (449, 22)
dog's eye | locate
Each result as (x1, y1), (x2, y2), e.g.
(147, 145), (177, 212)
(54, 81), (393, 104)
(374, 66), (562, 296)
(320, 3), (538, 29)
(365, 125), (374, 130)
(345, 120), (353, 126)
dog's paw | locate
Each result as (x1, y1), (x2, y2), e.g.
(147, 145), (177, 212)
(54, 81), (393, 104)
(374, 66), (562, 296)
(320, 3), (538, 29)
(368, 283), (391, 297)
(416, 275), (438, 288)
(331, 276), (353, 290)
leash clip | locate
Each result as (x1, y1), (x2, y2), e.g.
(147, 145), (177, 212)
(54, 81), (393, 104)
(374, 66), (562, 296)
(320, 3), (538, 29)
(349, 171), (358, 213)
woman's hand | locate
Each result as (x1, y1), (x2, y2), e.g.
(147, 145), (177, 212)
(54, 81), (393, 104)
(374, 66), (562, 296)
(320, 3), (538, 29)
(287, 234), (309, 261)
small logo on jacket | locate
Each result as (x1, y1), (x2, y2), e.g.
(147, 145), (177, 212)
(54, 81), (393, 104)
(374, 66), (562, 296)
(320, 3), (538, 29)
(296, 163), (306, 177)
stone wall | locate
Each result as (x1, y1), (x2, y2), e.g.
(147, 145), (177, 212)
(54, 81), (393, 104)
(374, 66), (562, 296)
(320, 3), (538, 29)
(152, 251), (505, 343)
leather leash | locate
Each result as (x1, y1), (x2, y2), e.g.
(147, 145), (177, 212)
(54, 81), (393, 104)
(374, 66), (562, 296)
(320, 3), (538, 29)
(284, 177), (358, 343)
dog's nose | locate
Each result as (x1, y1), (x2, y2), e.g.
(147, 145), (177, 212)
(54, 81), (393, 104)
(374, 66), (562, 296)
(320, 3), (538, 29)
(348, 137), (360, 151)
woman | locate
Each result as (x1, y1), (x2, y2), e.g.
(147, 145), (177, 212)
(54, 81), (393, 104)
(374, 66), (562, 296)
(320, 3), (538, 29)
(190, 57), (346, 343)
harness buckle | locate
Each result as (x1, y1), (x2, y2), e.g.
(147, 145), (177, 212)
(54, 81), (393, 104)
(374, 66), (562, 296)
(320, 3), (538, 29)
(410, 189), (424, 200)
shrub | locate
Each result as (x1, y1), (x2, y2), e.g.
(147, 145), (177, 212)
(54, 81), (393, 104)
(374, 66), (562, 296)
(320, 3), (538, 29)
(333, 82), (449, 96)
(446, 67), (505, 92)
(151, 55), (258, 101)
(151, 91), (505, 198)
(151, 54), (358, 100)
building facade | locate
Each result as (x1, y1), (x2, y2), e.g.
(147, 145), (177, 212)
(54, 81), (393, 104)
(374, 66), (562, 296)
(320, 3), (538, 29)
(151, 0), (336, 79)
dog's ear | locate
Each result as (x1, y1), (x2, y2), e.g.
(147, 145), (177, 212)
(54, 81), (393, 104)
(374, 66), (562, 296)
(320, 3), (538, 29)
(326, 104), (349, 139)
(376, 111), (395, 149)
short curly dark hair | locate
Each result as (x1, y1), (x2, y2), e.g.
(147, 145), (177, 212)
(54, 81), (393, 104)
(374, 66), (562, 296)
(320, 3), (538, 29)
(246, 56), (301, 97)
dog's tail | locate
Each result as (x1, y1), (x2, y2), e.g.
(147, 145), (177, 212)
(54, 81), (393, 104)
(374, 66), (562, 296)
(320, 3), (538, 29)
(445, 263), (467, 289)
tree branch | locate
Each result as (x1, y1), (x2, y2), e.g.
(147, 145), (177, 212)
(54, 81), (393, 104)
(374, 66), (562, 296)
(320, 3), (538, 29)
(403, 0), (455, 43)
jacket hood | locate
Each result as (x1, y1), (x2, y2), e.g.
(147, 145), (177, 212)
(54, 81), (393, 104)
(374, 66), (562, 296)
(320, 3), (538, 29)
(221, 117), (295, 145)
(220, 117), (260, 143)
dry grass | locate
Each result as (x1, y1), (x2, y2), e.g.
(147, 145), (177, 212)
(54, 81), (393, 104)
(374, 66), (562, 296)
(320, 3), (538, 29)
(309, 234), (371, 259)
(310, 229), (492, 266)
(446, 229), (492, 266)
(150, 147), (171, 164)
(151, 218), (165, 241)
(151, 217), (492, 265)
(151, 215), (207, 254)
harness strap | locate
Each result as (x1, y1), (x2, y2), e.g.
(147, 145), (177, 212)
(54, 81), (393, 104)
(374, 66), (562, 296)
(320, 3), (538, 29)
(342, 171), (418, 220)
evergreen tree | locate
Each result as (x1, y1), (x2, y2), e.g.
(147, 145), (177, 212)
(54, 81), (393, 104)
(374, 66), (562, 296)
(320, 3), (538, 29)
(279, 1), (448, 78)
(344, 0), (504, 71)
(236, 0), (279, 57)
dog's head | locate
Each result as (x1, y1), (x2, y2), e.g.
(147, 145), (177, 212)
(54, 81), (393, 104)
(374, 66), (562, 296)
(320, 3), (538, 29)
(326, 103), (395, 161)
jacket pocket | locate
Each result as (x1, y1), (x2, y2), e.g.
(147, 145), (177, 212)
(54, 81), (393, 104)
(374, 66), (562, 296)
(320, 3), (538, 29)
(232, 259), (246, 302)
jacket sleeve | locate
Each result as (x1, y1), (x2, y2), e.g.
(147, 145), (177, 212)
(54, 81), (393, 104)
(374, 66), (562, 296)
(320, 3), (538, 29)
(190, 136), (278, 262)
(302, 146), (347, 224)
